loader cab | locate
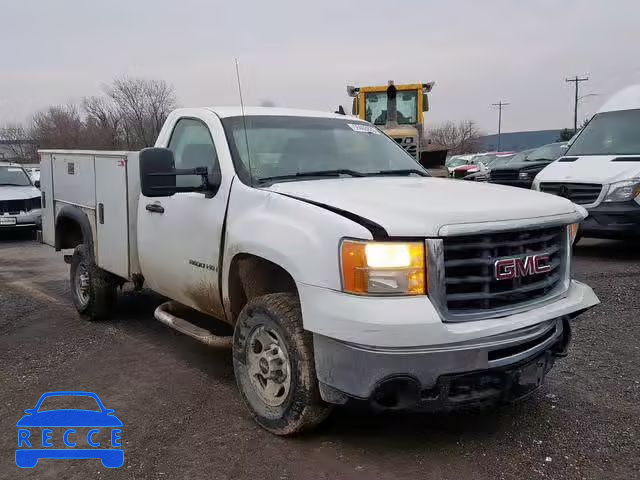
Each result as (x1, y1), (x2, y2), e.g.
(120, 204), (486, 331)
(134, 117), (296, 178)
(348, 81), (434, 161)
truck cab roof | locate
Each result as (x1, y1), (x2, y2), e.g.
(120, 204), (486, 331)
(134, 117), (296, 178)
(203, 107), (353, 120)
(597, 84), (640, 113)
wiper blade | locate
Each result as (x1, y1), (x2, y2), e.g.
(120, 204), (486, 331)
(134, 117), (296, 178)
(0, 183), (27, 186)
(371, 169), (429, 177)
(258, 169), (365, 184)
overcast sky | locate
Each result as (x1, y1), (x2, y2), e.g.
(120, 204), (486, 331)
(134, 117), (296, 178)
(2, 0), (639, 134)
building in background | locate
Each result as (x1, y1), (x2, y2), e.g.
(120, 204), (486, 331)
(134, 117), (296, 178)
(478, 129), (564, 152)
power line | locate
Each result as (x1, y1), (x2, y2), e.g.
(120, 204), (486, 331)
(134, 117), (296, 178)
(565, 75), (589, 132)
(491, 101), (510, 152)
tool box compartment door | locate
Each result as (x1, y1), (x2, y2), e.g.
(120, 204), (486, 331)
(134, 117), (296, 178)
(95, 155), (130, 279)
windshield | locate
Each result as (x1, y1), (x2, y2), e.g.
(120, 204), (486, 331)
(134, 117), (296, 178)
(446, 158), (470, 168)
(504, 149), (534, 165)
(526, 143), (568, 162)
(566, 109), (640, 155)
(364, 91), (418, 125)
(221, 116), (426, 184)
(0, 166), (32, 186)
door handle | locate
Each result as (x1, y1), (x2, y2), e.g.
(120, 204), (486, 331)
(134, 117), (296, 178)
(145, 203), (165, 214)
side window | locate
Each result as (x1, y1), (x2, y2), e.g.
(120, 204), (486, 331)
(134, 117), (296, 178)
(168, 118), (220, 189)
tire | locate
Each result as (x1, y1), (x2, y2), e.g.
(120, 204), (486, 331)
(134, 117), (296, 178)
(233, 293), (331, 435)
(69, 244), (116, 321)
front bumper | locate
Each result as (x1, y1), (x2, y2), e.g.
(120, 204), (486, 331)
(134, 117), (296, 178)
(314, 317), (571, 407)
(581, 200), (640, 238)
(301, 280), (598, 409)
(0, 209), (42, 229)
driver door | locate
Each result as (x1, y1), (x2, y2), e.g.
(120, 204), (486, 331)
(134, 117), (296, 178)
(137, 116), (229, 320)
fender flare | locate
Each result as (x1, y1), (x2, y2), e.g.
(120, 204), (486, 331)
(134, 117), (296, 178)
(55, 205), (94, 252)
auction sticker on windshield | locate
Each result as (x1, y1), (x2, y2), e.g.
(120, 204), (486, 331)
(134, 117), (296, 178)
(15, 391), (123, 468)
(347, 123), (381, 134)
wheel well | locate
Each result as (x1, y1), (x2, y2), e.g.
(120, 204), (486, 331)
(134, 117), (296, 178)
(228, 254), (298, 323)
(55, 216), (84, 250)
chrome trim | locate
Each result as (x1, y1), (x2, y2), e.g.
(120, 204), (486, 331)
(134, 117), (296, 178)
(488, 319), (562, 368)
(428, 227), (572, 323)
(438, 212), (583, 236)
(338, 319), (557, 354)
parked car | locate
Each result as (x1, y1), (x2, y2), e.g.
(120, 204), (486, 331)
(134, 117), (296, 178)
(445, 154), (476, 176)
(27, 167), (40, 183)
(534, 85), (640, 240)
(40, 107), (598, 435)
(490, 143), (568, 188)
(463, 153), (515, 182)
(0, 162), (42, 232)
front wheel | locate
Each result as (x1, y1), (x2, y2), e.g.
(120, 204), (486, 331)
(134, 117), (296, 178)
(69, 244), (116, 321)
(233, 293), (331, 435)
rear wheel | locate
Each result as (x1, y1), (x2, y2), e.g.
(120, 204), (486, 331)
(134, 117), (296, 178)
(233, 293), (331, 435)
(70, 244), (116, 321)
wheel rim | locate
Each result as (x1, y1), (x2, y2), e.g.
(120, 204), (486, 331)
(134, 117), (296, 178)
(246, 325), (291, 407)
(74, 262), (90, 307)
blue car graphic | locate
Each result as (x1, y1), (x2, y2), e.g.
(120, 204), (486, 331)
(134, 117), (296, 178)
(15, 391), (123, 468)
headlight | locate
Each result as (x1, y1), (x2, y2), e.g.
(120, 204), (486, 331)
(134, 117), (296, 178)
(604, 178), (640, 202)
(340, 240), (425, 295)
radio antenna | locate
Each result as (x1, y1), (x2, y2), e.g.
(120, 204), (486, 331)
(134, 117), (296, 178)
(234, 58), (254, 184)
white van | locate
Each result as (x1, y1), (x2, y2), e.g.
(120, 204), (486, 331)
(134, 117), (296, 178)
(533, 85), (640, 240)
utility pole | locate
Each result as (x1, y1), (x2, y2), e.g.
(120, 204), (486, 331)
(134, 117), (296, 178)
(565, 75), (589, 132)
(491, 101), (510, 151)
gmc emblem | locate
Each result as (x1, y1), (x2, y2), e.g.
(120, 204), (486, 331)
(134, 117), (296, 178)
(494, 255), (552, 280)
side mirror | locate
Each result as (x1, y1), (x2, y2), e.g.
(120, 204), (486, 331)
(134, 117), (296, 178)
(352, 98), (358, 116)
(140, 147), (177, 197)
(423, 95), (430, 112)
(34, 180), (40, 188)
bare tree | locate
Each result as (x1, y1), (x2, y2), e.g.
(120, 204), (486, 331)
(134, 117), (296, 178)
(82, 96), (122, 149)
(31, 105), (84, 149)
(29, 76), (178, 151)
(0, 123), (37, 162)
(426, 120), (483, 154)
(106, 77), (176, 149)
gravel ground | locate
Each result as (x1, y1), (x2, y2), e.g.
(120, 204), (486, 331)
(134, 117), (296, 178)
(0, 232), (638, 480)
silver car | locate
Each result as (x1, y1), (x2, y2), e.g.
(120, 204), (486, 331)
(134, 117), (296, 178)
(0, 162), (42, 232)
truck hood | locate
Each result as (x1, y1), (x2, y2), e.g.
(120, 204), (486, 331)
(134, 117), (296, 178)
(536, 155), (640, 184)
(265, 177), (579, 236)
(0, 185), (40, 201)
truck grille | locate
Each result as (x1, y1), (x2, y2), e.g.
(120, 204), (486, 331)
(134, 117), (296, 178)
(538, 182), (602, 205)
(0, 198), (41, 214)
(489, 169), (519, 182)
(442, 226), (567, 314)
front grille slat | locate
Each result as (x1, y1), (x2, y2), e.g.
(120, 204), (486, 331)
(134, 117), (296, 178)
(445, 244), (561, 267)
(0, 199), (29, 214)
(443, 226), (567, 314)
(490, 169), (519, 181)
(446, 272), (562, 302)
(444, 232), (562, 251)
(539, 182), (602, 205)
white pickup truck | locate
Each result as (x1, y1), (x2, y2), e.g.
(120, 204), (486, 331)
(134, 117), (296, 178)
(40, 107), (599, 435)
